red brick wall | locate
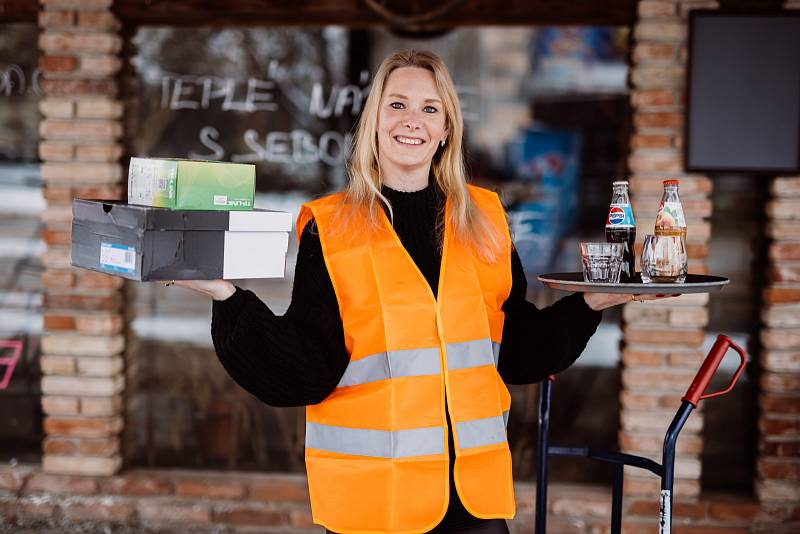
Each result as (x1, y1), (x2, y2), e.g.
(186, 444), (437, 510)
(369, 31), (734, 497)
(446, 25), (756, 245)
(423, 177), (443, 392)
(622, 0), (717, 501)
(37, 0), (126, 476)
(0, 465), (777, 533)
(753, 0), (800, 522)
(757, 177), (800, 510)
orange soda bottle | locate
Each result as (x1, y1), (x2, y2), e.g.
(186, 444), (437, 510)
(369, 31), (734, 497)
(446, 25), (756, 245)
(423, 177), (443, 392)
(654, 180), (686, 240)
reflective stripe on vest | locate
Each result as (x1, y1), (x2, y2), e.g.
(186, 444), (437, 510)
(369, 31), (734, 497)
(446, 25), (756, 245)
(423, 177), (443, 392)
(456, 414), (507, 449)
(337, 347), (441, 387)
(336, 339), (501, 388)
(306, 422), (445, 458)
(446, 338), (502, 371)
(306, 411), (509, 457)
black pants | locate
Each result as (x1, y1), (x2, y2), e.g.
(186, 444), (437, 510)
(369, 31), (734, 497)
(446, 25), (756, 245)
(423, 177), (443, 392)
(327, 519), (509, 534)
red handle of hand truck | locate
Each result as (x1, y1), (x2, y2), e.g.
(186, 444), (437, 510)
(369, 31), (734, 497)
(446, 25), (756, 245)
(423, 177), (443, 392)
(681, 334), (747, 407)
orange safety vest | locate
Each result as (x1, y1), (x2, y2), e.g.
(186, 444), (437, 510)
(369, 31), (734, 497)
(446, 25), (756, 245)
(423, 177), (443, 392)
(296, 185), (515, 534)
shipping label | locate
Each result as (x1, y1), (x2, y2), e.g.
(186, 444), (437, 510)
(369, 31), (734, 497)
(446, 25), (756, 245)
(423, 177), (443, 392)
(100, 242), (136, 274)
(128, 158), (177, 207)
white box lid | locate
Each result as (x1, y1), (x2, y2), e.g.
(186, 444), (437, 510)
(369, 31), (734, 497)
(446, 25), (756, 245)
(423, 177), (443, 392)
(228, 210), (293, 232)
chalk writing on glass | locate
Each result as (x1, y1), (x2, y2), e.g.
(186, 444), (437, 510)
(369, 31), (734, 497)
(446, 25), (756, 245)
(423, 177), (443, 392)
(0, 65), (41, 97)
(188, 126), (225, 160)
(159, 70), (477, 119)
(162, 65), (478, 167)
(308, 83), (368, 118)
(191, 126), (353, 167)
(161, 74), (278, 112)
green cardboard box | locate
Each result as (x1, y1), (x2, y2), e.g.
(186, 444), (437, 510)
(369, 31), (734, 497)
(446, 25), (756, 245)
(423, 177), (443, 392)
(127, 157), (255, 210)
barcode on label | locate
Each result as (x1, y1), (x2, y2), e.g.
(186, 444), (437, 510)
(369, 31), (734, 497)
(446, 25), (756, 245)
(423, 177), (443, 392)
(100, 242), (136, 274)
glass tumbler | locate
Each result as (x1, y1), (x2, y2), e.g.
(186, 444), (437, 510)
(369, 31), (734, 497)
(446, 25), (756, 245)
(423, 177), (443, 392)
(640, 234), (687, 283)
(580, 242), (624, 283)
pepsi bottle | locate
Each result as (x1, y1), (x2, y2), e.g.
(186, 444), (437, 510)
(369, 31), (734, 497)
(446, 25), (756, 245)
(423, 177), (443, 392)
(605, 180), (636, 282)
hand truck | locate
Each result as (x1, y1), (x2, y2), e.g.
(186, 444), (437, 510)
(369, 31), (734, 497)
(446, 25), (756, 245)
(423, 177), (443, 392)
(534, 334), (747, 534)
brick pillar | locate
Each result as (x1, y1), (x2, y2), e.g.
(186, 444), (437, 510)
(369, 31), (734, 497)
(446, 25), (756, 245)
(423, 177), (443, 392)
(620, 0), (718, 500)
(756, 176), (800, 510)
(37, 0), (126, 476)
(751, 0), (800, 518)
(752, 0), (800, 520)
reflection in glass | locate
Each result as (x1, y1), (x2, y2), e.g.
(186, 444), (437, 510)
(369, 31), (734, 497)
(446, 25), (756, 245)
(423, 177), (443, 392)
(640, 234), (687, 284)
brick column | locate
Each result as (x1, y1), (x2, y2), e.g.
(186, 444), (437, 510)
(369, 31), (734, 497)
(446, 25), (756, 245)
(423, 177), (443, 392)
(757, 176), (800, 511)
(37, 0), (126, 476)
(620, 0), (717, 500)
(753, 0), (800, 519)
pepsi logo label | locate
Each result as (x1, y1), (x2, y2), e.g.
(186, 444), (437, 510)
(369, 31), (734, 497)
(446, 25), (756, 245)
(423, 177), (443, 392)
(608, 206), (625, 225)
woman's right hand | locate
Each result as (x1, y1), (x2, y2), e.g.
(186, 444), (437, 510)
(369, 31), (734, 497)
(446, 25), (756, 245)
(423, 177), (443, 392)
(171, 279), (236, 301)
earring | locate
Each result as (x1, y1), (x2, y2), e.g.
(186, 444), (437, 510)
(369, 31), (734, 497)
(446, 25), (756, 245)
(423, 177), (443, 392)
(440, 139), (446, 147)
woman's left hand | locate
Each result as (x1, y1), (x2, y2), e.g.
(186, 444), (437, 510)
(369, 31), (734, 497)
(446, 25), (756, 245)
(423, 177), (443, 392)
(583, 292), (679, 311)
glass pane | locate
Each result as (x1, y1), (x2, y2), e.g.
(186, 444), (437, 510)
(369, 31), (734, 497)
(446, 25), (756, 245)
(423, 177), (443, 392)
(126, 26), (632, 485)
(0, 22), (43, 463)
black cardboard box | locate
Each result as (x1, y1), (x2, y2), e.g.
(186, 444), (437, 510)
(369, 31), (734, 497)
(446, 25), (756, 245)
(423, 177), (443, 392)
(71, 199), (292, 281)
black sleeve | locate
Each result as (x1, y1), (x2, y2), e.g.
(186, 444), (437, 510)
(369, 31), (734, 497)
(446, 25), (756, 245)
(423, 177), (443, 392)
(497, 248), (603, 385)
(210, 219), (349, 407)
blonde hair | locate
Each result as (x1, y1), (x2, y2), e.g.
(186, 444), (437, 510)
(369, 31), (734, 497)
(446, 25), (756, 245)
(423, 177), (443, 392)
(342, 49), (501, 262)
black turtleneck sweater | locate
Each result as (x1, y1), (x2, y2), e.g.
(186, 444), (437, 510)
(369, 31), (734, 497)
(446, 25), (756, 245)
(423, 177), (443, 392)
(211, 184), (602, 530)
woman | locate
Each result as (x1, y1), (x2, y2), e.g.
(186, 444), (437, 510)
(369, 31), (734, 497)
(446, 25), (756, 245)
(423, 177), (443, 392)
(177, 50), (655, 534)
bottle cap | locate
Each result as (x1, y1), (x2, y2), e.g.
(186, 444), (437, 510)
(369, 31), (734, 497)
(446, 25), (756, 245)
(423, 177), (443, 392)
(612, 180), (629, 186)
(663, 179), (679, 185)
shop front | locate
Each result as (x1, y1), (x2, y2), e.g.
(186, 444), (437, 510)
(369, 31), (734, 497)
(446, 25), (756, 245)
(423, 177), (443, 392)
(0, 1), (798, 532)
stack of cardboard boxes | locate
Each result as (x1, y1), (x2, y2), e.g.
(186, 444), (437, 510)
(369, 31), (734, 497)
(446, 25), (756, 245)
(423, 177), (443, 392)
(71, 158), (293, 280)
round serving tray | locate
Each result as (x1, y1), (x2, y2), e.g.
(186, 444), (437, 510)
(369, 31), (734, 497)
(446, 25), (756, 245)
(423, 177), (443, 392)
(537, 273), (729, 294)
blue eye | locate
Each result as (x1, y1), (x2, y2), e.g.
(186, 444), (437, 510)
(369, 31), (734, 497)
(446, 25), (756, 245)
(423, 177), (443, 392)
(390, 102), (405, 109)
(423, 106), (438, 113)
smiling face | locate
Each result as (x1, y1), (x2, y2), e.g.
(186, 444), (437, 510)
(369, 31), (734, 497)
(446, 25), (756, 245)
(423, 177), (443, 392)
(376, 67), (449, 186)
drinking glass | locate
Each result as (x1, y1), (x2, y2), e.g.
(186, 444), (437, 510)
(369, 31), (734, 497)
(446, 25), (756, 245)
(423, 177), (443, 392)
(640, 234), (687, 284)
(580, 242), (624, 283)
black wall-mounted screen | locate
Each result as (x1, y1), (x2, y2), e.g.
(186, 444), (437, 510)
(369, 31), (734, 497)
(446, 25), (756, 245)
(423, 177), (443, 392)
(686, 12), (800, 174)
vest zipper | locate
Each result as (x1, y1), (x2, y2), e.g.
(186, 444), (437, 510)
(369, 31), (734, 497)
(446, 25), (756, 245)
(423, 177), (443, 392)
(379, 199), (454, 506)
